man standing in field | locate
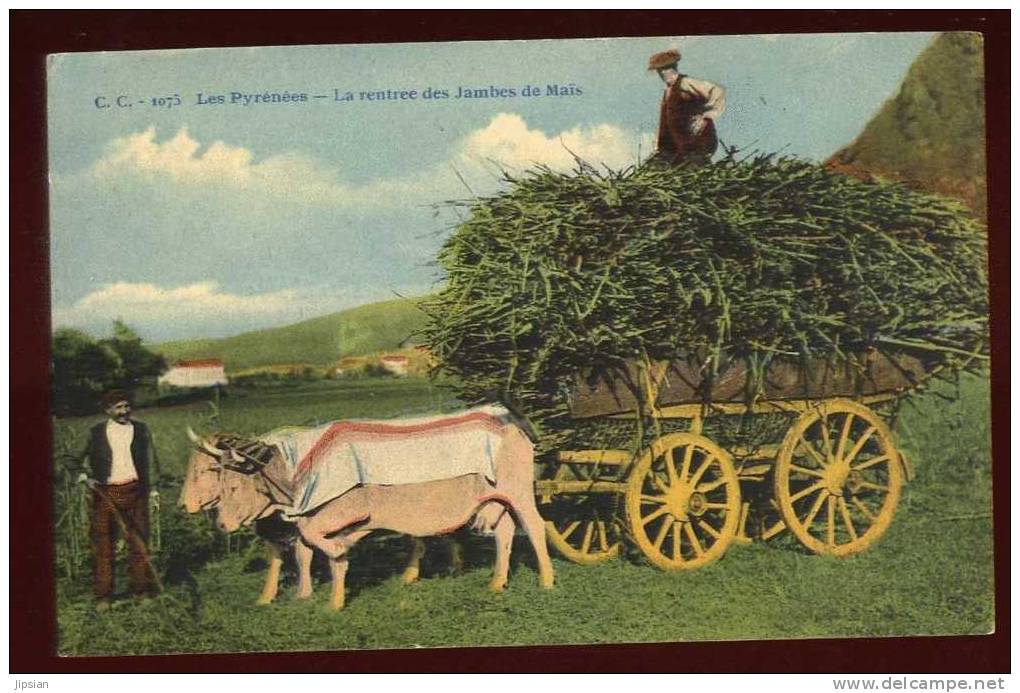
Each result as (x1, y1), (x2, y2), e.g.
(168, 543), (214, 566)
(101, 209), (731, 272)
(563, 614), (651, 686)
(79, 390), (160, 609)
(649, 48), (726, 166)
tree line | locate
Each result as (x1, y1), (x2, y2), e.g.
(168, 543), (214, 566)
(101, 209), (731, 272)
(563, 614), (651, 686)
(52, 321), (167, 416)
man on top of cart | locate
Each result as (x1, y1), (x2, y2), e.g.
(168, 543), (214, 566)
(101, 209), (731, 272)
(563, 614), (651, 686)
(648, 48), (726, 166)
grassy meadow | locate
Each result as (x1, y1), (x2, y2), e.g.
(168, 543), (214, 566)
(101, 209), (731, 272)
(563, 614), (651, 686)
(155, 298), (428, 372)
(53, 373), (994, 656)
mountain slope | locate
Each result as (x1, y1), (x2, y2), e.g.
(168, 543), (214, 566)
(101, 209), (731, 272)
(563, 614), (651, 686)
(827, 32), (986, 219)
(154, 297), (428, 371)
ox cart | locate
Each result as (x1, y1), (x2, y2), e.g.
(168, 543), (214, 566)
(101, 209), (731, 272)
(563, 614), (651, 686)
(534, 349), (937, 570)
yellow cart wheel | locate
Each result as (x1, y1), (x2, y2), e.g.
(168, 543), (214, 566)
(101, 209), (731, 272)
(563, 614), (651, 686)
(540, 463), (622, 565)
(774, 399), (903, 557)
(625, 433), (741, 570)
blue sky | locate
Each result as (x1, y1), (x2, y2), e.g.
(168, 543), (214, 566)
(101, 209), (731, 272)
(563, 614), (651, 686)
(48, 32), (935, 341)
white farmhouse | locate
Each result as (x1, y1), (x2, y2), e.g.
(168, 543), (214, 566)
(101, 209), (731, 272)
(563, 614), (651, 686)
(158, 359), (229, 389)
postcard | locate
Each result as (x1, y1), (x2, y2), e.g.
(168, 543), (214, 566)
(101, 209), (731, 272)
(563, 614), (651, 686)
(46, 31), (993, 658)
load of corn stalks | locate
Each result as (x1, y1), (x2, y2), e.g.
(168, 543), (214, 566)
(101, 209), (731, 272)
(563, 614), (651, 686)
(419, 155), (988, 454)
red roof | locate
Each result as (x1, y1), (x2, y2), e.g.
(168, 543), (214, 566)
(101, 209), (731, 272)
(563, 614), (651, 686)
(175, 359), (225, 368)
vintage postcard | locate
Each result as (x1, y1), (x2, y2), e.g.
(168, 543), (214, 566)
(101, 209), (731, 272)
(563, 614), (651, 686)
(47, 31), (993, 658)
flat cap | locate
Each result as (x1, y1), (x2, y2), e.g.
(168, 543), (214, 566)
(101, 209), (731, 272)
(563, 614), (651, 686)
(648, 49), (681, 70)
(101, 389), (132, 408)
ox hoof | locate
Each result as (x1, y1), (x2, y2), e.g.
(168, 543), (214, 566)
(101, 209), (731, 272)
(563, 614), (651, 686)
(295, 590), (313, 600)
(256, 595), (275, 606)
(401, 572), (420, 586)
(541, 575), (555, 590)
(488, 581), (507, 593)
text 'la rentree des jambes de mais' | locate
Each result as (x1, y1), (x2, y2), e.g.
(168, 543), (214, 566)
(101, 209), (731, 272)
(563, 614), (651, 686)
(193, 83), (583, 106)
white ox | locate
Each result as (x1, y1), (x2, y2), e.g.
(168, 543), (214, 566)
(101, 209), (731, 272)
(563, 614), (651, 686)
(185, 409), (554, 610)
(180, 444), (463, 604)
(180, 448), (316, 604)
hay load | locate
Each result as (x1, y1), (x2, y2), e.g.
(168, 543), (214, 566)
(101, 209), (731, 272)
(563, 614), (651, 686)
(420, 156), (988, 453)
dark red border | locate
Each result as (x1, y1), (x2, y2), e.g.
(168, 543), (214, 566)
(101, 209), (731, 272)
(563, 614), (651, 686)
(10, 10), (1010, 673)
(295, 412), (503, 476)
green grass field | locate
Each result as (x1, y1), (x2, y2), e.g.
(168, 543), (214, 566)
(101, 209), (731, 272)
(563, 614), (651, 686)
(155, 298), (429, 371)
(53, 374), (993, 656)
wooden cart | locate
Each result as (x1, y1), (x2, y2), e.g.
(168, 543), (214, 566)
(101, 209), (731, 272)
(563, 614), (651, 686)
(535, 350), (931, 570)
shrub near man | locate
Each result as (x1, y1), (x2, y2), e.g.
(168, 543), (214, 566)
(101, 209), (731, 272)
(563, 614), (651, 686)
(79, 390), (160, 609)
(649, 48), (726, 166)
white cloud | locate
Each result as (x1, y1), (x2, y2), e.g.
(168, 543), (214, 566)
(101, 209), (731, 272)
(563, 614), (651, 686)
(57, 281), (297, 322)
(92, 128), (254, 184)
(84, 117), (651, 212)
(455, 113), (649, 174)
(52, 280), (425, 340)
(88, 127), (403, 207)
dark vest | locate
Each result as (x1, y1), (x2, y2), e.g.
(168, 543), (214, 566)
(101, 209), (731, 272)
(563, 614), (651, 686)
(86, 420), (153, 489)
(657, 77), (719, 163)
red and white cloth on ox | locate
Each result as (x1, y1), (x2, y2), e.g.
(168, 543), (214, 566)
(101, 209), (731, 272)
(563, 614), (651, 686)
(262, 406), (510, 516)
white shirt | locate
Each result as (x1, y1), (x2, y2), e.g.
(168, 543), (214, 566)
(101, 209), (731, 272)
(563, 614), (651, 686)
(671, 76), (727, 122)
(106, 420), (139, 484)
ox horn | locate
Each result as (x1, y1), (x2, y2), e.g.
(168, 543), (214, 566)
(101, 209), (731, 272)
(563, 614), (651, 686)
(186, 426), (222, 458)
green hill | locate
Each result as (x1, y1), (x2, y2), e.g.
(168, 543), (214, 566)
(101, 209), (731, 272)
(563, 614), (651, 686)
(154, 297), (428, 372)
(827, 32), (986, 219)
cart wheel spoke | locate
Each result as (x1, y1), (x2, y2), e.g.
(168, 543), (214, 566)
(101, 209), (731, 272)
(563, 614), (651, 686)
(818, 414), (834, 461)
(652, 517), (673, 552)
(641, 504), (670, 526)
(844, 426), (878, 464)
(852, 454), (891, 472)
(856, 480), (889, 493)
(679, 443), (694, 484)
(834, 413), (855, 463)
(790, 463), (826, 479)
(683, 522), (704, 557)
(696, 476), (728, 494)
(597, 519), (609, 552)
(651, 474), (670, 494)
(560, 520), (581, 540)
(672, 522), (682, 560)
(838, 497), (858, 542)
(801, 490), (828, 529)
(790, 480), (825, 503)
(688, 451), (716, 488)
(826, 495), (837, 546)
(580, 522), (595, 554)
(797, 437), (829, 469)
(851, 495), (878, 522)
(697, 519), (722, 540)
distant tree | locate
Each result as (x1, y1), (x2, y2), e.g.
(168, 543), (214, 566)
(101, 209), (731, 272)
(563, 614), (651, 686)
(51, 321), (168, 416)
(52, 328), (124, 416)
(101, 319), (167, 388)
